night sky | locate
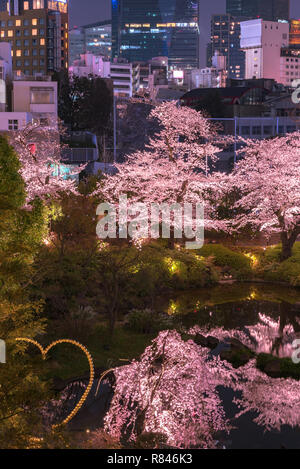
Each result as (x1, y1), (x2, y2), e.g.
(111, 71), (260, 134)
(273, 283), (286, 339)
(70, 0), (300, 66)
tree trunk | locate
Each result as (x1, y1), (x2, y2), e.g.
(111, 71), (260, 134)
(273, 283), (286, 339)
(167, 225), (175, 249)
(280, 229), (300, 261)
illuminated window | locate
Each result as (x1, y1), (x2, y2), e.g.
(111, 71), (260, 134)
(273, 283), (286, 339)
(32, 19), (38, 26)
(32, 29), (38, 36)
(40, 38), (45, 45)
(33, 0), (44, 8)
(24, 1), (29, 10)
(16, 20), (21, 26)
(0, 31), (5, 38)
(16, 50), (22, 57)
(30, 87), (54, 104)
(8, 30), (13, 37)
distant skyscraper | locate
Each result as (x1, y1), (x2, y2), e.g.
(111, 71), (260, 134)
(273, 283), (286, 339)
(226, 0), (290, 21)
(210, 14), (246, 80)
(69, 21), (112, 65)
(0, 0), (69, 76)
(112, 0), (200, 69)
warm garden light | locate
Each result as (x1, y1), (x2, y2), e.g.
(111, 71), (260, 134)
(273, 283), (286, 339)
(1, 0), (300, 450)
(15, 338), (94, 428)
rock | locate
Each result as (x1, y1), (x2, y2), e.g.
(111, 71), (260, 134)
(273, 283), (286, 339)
(220, 349), (252, 367)
(193, 334), (219, 349)
(193, 334), (209, 347)
(220, 338), (254, 367)
(227, 338), (252, 353)
(206, 336), (220, 349)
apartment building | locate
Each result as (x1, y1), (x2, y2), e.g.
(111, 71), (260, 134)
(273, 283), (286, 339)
(0, 0), (69, 76)
(0, 41), (57, 131)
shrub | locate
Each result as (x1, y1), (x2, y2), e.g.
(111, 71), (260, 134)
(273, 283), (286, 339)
(198, 244), (252, 280)
(260, 243), (300, 286)
(131, 244), (218, 295)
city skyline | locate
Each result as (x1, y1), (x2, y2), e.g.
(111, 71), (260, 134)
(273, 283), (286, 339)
(70, 0), (300, 66)
(70, 0), (300, 27)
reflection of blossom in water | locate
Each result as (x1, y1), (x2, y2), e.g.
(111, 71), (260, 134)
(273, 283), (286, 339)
(41, 381), (87, 428)
(236, 360), (300, 431)
(188, 326), (300, 432)
(105, 330), (300, 448)
(246, 313), (295, 358)
(189, 325), (253, 348)
(190, 313), (297, 358)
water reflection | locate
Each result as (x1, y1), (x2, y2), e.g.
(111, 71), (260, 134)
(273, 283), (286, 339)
(162, 284), (300, 358)
(44, 284), (300, 448)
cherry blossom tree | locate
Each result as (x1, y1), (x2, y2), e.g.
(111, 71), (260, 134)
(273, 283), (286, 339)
(103, 328), (300, 448)
(9, 121), (80, 204)
(229, 133), (300, 260)
(104, 330), (237, 449)
(95, 102), (230, 245)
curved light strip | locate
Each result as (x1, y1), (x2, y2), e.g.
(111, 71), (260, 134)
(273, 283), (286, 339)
(15, 337), (95, 428)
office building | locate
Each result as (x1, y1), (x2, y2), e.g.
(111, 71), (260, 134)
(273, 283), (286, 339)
(210, 14), (246, 79)
(0, 41), (57, 130)
(83, 21), (111, 58)
(241, 18), (289, 83)
(69, 21), (112, 65)
(69, 26), (84, 65)
(226, 0), (290, 21)
(0, 0), (68, 76)
(69, 52), (111, 78)
(280, 47), (300, 86)
(111, 0), (200, 69)
(110, 59), (140, 97)
(290, 19), (300, 49)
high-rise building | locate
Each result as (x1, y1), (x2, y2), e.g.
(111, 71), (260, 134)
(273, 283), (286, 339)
(69, 21), (112, 65)
(0, 0), (68, 76)
(111, 0), (200, 70)
(69, 26), (85, 65)
(83, 21), (111, 58)
(226, 0), (290, 21)
(210, 14), (246, 80)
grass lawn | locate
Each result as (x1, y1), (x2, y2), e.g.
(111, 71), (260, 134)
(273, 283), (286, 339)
(44, 322), (155, 381)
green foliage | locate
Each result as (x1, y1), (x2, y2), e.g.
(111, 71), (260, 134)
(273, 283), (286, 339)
(0, 136), (48, 448)
(125, 309), (174, 334)
(46, 323), (155, 381)
(198, 244), (252, 280)
(165, 248), (218, 288)
(34, 248), (97, 317)
(257, 353), (300, 380)
(258, 243), (300, 286)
